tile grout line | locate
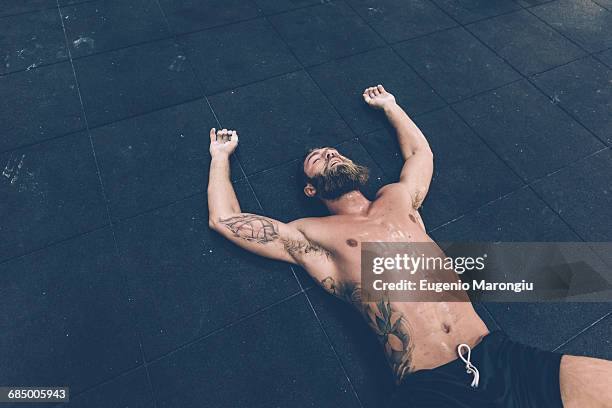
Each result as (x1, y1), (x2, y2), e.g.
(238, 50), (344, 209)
(0, 222), (110, 266)
(1, 38), (608, 158)
(2, 109), (605, 270)
(3, 0), (609, 82)
(150, 0), (275, 246)
(153, 1), (319, 402)
(58, 288), (307, 404)
(418, 0), (612, 243)
(0, 0), (98, 20)
(552, 311), (612, 352)
(459, 4), (610, 148)
(258, 7), (382, 406)
(301, 286), (367, 408)
(427, 185), (532, 234)
(142, 289), (306, 366)
(592, 0), (611, 11)
(338, 1), (550, 234)
(54, 3), (158, 407)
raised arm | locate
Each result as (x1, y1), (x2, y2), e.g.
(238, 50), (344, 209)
(363, 85), (434, 209)
(207, 128), (326, 265)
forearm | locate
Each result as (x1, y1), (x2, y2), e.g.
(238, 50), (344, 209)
(207, 155), (241, 223)
(384, 103), (432, 160)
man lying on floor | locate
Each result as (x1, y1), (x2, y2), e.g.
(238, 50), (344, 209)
(206, 85), (612, 407)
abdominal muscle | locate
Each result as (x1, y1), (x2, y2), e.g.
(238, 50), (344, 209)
(356, 298), (489, 382)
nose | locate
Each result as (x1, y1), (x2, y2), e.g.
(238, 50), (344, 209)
(325, 150), (338, 160)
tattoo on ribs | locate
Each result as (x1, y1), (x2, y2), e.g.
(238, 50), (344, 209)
(219, 214), (279, 244)
(365, 299), (414, 382)
(320, 277), (362, 305)
(320, 277), (414, 381)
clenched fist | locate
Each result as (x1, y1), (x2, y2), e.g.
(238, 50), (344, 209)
(209, 128), (238, 158)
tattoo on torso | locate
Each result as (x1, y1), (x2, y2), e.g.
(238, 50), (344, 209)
(320, 276), (415, 382)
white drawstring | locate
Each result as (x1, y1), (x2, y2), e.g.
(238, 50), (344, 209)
(457, 343), (480, 388)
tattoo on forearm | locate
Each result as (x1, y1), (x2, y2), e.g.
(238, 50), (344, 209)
(365, 299), (414, 382)
(219, 214), (279, 244)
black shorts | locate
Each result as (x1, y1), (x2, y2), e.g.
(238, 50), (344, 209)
(388, 331), (563, 408)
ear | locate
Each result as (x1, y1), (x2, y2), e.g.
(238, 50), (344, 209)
(304, 183), (316, 198)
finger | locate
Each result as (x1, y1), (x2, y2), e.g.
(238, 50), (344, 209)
(210, 128), (216, 142)
(231, 130), (238, 144)
(363, 93), (372, 104)
(368, 89), (376, 99)
(220, 128), (227, 141)
(377, 84), (385, 93)
(373, 87), (380, 96)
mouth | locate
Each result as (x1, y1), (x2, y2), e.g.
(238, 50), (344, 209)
(328, 158), (342, 168)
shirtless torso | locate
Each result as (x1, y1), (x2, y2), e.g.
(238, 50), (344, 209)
(288, 184), (489, 380)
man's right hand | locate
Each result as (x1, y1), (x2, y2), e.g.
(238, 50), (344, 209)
(209, 128), (239, 158)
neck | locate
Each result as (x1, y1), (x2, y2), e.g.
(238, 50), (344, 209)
(322, 190), (371, 215)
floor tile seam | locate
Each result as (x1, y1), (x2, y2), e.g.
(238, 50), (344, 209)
(0, 0), (98, 20)
(425, 2), (612, 149)
(302, 288), (366, 408)
(142, 289), (306, 366)
(0, 222), (111, 266)
(55, 2), (159, 407)
(552, 311), (612, 351)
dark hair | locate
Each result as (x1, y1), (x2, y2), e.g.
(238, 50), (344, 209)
(300, 146), (323, 185)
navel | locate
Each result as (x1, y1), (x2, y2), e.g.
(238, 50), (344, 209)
(346, 238), (358, 247)
(442, 323), (451, 334)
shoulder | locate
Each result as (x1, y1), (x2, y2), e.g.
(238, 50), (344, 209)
(375, 183), (425, 210)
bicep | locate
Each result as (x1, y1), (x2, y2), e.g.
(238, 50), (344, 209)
(211, 213), (317, 265)
(398, 149), (433, 209)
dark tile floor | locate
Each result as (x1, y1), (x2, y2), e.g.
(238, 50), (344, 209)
(1, 0), (610, 407)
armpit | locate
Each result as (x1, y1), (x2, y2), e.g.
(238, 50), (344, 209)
(411, 190), (425, 210)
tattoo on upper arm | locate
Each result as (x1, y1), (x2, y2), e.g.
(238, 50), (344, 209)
(282, 238), (331, 259)
(219, 214), (331, 259)
(219, 214), (279, 244)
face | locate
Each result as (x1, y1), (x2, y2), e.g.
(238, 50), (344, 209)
(302, 147), (369, 200)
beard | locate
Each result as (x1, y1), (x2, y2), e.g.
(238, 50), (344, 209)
(309, 160), (369, 200)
